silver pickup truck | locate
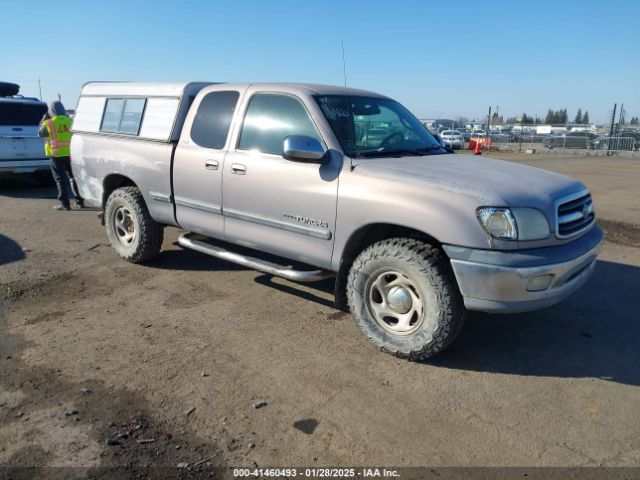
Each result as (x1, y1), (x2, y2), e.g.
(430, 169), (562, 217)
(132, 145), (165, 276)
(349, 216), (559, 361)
(71, 82), (603, 360)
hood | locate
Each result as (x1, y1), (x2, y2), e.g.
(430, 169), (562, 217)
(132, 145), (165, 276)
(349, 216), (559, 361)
(352, 153), (585, 212)
(48, 101), (66, 117)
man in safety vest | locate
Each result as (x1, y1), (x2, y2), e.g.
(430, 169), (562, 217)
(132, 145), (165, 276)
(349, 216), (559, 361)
(38, 101), (84, 210)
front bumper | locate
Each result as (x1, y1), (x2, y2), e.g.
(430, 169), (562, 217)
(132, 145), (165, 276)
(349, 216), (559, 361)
(443, 226), (604, 313)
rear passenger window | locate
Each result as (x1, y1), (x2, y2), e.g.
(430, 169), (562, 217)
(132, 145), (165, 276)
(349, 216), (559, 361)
(238, 93), (322, 156)
(100, 98), (146, 135)
(190, 91), (239, 149)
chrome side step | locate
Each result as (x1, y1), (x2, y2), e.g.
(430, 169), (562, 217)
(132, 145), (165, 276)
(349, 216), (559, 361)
(177, 232), (334, 283)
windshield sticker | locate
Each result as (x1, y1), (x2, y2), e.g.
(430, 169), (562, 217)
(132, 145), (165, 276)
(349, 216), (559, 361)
(329, 107), (349, 118)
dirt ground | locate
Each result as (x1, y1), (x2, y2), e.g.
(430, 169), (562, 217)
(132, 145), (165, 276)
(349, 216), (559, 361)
(1, 152), (639, 478)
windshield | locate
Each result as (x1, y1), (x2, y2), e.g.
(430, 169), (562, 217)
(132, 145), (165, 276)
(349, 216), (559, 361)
(0, 102), (48, 126)
(314, 95), (448, 157)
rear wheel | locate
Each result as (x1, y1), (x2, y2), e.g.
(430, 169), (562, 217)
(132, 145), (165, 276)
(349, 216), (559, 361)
(346, 238), (466, 360)
(104, 186), (164, 263)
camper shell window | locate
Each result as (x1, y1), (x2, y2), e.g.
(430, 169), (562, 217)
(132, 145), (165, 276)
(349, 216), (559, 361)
(100, 98), (146, 135)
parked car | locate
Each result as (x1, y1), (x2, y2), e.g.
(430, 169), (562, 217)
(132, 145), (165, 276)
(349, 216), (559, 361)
(0, 82), (50, 181)
(439, 130), (465, 150)
(545, 131), (598, 149)
(71, 82), (603, 360)
(613, 131), (640, 151)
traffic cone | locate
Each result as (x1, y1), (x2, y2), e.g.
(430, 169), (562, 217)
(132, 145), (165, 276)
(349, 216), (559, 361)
(487, 136), (493, 150)
(474, 139), (482, 155)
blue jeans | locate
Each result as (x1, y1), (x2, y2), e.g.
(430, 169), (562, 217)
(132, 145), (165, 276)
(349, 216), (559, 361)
(50, 156), (83, 207)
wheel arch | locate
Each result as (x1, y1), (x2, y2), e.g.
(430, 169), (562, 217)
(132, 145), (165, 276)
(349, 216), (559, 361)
(334, 223), (443, 311)
(101, 174), (140, 225)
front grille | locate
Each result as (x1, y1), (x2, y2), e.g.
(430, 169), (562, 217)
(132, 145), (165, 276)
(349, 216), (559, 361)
(556, 190), (595, 238)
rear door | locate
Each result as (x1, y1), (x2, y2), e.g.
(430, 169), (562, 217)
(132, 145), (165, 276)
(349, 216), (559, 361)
(172, 87), (244, 238)
(0, 101), (48, 171)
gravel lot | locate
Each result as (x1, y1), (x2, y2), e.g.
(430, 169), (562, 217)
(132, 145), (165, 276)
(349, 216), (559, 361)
(1, 152), (639, 477)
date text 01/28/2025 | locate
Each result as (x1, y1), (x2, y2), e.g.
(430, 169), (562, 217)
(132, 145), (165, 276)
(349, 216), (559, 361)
(232, 468), (400, 478)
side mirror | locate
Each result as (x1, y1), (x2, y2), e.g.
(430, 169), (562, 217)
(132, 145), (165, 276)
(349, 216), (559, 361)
(283, 135), (327, 163)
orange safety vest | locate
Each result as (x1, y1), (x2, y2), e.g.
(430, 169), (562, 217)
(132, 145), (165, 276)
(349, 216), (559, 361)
(44, 115), (72, 157)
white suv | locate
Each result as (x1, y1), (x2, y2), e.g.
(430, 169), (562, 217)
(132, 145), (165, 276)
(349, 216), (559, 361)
(0, 82), (49, 179)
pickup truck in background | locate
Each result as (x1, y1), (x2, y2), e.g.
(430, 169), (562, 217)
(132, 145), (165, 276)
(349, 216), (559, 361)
(71, 82), (603, 360)
(0, 82), (50, 181)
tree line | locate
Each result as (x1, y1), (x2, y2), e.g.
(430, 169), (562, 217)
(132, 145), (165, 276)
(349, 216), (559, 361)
(504, 108), (590, 125)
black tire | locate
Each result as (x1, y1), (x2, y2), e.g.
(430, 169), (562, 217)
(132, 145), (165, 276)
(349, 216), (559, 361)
(104, 186), (164, 263)
(346, 238), (466, 360)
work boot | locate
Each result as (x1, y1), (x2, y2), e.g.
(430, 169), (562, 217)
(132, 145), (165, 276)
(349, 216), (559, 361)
(53, 203), (71, 211)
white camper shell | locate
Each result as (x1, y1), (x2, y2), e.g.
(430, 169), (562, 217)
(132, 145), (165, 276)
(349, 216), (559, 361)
(73, 82), (214, 142)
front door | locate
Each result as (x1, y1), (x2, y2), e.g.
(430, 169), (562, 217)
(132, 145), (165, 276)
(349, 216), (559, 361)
(222, 91), (341, 268)
(173, 87), (242, 238)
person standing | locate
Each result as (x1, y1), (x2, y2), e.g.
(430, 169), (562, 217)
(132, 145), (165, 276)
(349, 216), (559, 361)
(39, 101), (84, 210)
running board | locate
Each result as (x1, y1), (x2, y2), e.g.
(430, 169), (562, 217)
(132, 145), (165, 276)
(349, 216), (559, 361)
(177, 233), (334, 283)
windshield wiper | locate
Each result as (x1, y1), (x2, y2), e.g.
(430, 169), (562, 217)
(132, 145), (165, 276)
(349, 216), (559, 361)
(415, 145), (452, 154)
(354, 148), (424, 158)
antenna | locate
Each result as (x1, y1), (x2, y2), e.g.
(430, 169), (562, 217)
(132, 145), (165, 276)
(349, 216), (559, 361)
(341, 40), (347, 89)
(341, 40), (355, 170)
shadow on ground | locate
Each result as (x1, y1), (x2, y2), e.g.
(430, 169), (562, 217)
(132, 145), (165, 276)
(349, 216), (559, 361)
(0, 175), (56, 199)
(144, 251), (640, 388)
(145, 248), (249, 272)
(0, 235), (25, 266)
(427, 260), (640, 387)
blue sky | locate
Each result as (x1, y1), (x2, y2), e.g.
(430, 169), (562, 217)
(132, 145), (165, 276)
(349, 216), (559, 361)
(3, 0), (638, 124)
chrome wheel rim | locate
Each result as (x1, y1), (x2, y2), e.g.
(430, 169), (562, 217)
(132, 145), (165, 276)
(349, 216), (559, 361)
(366, 270), (424, 336)
(113, 206), (136, 246)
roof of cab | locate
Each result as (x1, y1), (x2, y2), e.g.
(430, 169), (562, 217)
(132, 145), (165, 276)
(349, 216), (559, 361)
(80, 82), (387, 99)
(230, 83), (388, 98)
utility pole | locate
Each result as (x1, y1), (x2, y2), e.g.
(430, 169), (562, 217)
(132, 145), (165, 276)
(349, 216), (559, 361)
(57, 93), (61, 102)
(617, 103), (624, 135)
(487, 106), (491, 135)
(607, 103), (617, 156)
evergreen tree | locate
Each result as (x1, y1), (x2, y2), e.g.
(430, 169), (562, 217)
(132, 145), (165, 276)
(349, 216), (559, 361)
(522, 113), (534, 124)
(545, 109), (554, 124)
(561, 109), (568, 124)
(574, 108), (582, 124)
(582, 111), (589, 124)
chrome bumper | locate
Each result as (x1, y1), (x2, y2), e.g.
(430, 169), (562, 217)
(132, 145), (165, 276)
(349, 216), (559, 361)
(443, 226), (604, 313)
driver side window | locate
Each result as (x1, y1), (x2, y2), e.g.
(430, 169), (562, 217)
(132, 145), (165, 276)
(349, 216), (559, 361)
(238, 93), (323, 156)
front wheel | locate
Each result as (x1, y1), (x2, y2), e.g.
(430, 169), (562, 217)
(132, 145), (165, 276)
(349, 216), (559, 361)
(104, 186), (164, 263)
(347, 238), (466, 360)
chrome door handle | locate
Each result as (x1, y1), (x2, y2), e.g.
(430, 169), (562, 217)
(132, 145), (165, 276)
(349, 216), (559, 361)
(205, 160), (219, 170)
(231, 163), (246, 175)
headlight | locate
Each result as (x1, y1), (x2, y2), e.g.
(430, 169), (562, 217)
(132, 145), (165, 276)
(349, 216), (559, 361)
(511, 208), (550, 240)
(477, 207), (550, 241)
(477, 208), (517, 240)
